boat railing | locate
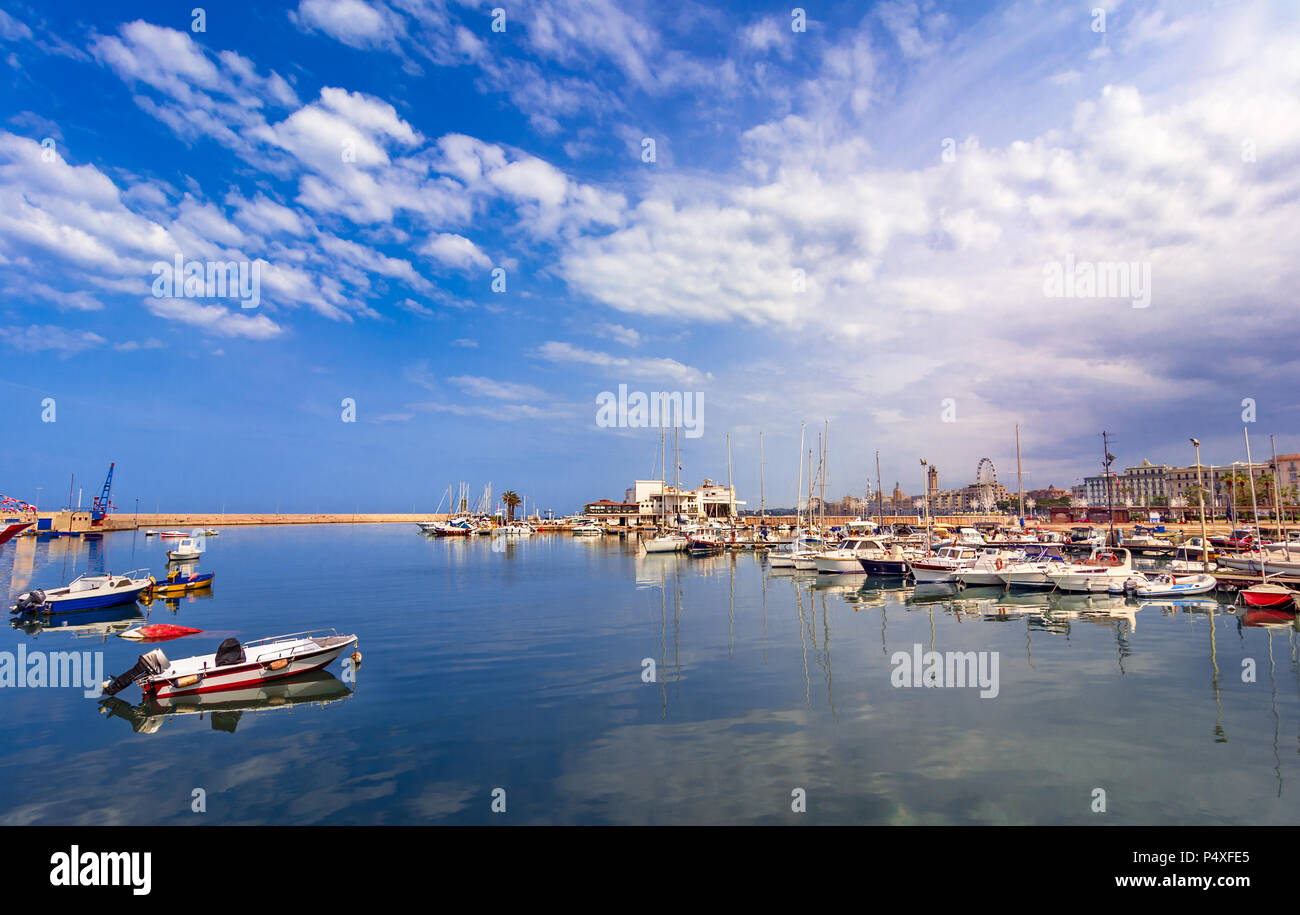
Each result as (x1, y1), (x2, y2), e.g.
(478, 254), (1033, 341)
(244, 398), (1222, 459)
(242, 628), (342, 648)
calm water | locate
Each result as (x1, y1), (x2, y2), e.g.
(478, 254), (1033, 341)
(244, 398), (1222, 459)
(1, 525), (1298, 825)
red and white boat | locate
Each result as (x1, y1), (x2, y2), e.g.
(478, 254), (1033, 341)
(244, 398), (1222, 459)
(1240, 582), (1297, 610)
(103, 629), (358, 704)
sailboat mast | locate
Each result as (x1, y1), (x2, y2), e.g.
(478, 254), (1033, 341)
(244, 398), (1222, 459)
(726, 432), (734, 530)
(759, 431), (765, 523)
(796, 423), (805, 529)
(1244, 426), (1266, 579)
(1270, 434), (1289, 559)
(821, 420), (828, 531)
(674, 413), (680, 529)
(875, 451), (883, 528)
(1016, 423), (1024, 520)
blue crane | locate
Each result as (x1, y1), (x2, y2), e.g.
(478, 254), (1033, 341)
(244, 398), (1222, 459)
(91, 462), (115, 524)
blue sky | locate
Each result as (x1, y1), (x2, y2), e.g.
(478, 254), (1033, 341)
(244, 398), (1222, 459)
(1, 0), (1298, 514)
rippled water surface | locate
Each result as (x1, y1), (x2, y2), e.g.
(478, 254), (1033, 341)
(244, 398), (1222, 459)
(2, 526), (1298, 825)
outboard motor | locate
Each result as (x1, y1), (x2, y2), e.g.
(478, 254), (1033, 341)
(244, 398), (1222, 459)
(102, 649), (168, 697)
(10, 589), (45, 615)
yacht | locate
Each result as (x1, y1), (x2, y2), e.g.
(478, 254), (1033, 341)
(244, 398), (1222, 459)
(955, 547), (1025, 586)
(1050, 548), (1135, 593)
(814, 537), (889, 574)
(910, 546), (981, 583)
(998, 545), (1069, 589)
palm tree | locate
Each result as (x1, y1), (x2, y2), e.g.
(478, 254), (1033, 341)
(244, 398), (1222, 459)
(501, 490), (521, 523)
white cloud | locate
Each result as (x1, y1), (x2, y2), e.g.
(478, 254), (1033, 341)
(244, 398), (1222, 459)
(0, 324), (105, 356)
(419, 233), (491, 270)
(447, 375), (547, 401)
(535, 341), (708, 386)
(142, 297), (284, 339)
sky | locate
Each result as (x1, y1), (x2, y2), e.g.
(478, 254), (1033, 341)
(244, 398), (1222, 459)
(0, 0), (1298, 515)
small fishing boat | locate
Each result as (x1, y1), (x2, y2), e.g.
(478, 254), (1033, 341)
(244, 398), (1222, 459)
(118, 623), (204, 642)
(1132, 573), (1217, 598)
(10, 570), (154, 615)
(103, 629), (359, 704)
(858, 542), (913, 577)
(166, 537), (203, 562)
(1240, 582), (1297, 609)
(149, 569), (214, 596)
(143, 529), (158, 537)
(158, 530), (186, 538)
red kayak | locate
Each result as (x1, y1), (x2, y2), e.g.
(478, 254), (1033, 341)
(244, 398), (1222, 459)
(117, 624), (203, 642)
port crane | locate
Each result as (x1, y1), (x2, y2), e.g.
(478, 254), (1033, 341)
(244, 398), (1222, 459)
(91, 462), (115, 525)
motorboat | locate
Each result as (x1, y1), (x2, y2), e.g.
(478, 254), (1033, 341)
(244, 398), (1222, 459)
(10, 570), (154, 615)
(1132, 573), (1218, 598)
(687, 531), (724, 555)
(956, 547), (1025, 586)
(1239, 581), (1298, 610)
(492, 523), (533, 536)
(910, 546), (981, 583)
(0, 522), (32, 544)
(998, 545), (1070, 589)
(158, 530), (187, 538)
(102, 629), (359, 704)
(143, 529), (158, 537)
(1050, 548), (1135, 593)
(148, 568), (214, 597)
(166, 537), (203, 562)
(857, 542), (914, 577)
(571, 521), (603, 536)
(814, 537), (888, 574)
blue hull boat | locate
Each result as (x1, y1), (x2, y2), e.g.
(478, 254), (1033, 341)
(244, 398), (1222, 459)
(10, 570), (153, 616)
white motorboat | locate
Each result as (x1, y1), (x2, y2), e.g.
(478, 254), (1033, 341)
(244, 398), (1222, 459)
(571, 521), (603, 536)
(1050, 548), (1135, 593)
(998, 545), (1069, 589)
(1133, 573), (1217, 598)
(813, 537), (888, 574)
(956, 547), (1025, 586)
(166, 537), (203, 562)
(910, 546), (981, 583)
(102, 629), (359, 705)
(493, 523), (533, 536)
(10, 570), (154, 615)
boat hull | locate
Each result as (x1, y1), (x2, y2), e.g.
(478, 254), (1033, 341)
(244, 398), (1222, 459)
(858, 558), (909, 576)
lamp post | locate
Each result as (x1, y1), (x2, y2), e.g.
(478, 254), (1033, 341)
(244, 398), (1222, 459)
(1191, 438), (1209, 567)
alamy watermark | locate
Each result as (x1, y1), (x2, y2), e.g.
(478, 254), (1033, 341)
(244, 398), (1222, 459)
(0, 646), (105, 698)
(890, 644), (1000, 698)
(152, 254), (264, 308)
(595, 385), (704, 439)
(1043, 254), (1151, 309)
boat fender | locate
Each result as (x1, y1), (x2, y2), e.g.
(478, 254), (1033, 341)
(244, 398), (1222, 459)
(350, 650), (362, 667)
(266, 658), (289, 671)
(176, 674), (201, 688)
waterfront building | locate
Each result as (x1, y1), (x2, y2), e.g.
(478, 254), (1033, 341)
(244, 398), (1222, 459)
(1118, 459), (1171, 505)
(585, 479), (741, 524)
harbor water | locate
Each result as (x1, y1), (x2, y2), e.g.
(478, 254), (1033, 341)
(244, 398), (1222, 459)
(1, 525), (1298, 825)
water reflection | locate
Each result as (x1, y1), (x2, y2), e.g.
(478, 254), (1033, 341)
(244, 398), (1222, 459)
(98, 670), (354, 734)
